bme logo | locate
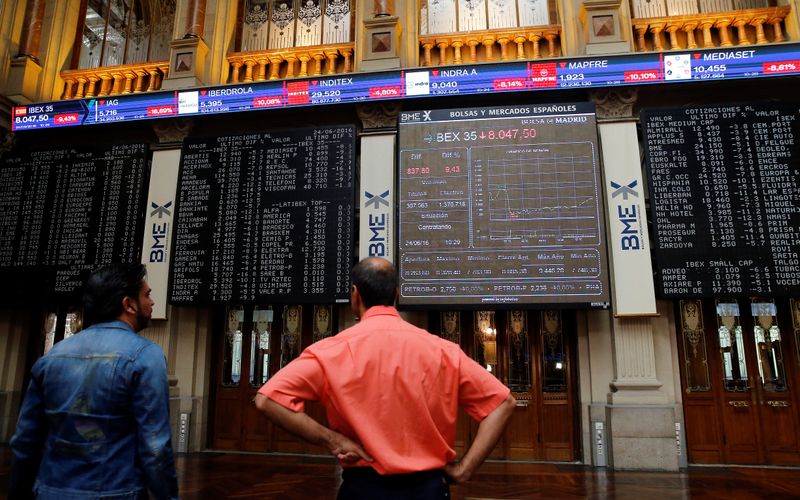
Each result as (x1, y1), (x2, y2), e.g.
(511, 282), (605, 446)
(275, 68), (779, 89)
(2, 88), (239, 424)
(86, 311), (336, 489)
(365, 190), (390, 257)
(149, 201), (173, 262)
(611, 180), (641, 251)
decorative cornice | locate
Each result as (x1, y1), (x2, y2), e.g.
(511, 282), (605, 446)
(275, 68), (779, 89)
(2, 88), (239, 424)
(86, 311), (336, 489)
(152, 118), (194, 144)
(590, 88), (639, 121)
(356, 102), (401, 130)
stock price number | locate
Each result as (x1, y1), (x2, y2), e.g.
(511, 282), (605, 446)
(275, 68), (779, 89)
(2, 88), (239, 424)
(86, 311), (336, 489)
(431, 81), (458, 93)
(311, 89), (342, 101)
(201, 100), (224, 108)
(15, 114), (49, 124)
(558, 73), (590, 87)
(694, 64), (726, 79)
(406, 167), (431, 175)
(559, 73), (585, 81)
(464, 128), (537, 141)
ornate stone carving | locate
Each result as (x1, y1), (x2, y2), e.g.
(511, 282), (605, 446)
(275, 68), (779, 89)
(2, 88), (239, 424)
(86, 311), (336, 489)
(356, 102), (401, 130)
(152, 118), (194, 143)
(327, 0), (351, 22)
(440, 311), (461, 344)
(245, 1), (270, 31)
(312, 304), (333, 343)
(590, 88), (639, 120)
(272, 1), (295, 29)
(0, 132), (17, 154)
(298, 0), (322, 26)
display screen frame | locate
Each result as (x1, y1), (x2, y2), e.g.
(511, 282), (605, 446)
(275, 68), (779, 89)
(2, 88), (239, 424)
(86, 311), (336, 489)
(642, 101), (800, 299)
(396, 103), (612, 310)
(167, 125), (357, 306)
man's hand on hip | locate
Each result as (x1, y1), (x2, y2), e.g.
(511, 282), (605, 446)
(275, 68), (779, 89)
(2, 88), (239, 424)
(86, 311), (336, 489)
(328, 432), (373, 464)
(443, 461), (470, 484)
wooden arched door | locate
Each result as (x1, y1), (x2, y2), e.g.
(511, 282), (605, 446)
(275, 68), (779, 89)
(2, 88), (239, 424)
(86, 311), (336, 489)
(432, 309), (580, 461)
(210, 304), (335, 453)
(677, 298), (800, 465)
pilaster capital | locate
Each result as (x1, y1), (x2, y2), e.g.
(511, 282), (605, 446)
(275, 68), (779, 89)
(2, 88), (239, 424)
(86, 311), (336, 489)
(590, 88), (639, 121)
(356, 102), (401, 130)
(152, 118), (194, 144)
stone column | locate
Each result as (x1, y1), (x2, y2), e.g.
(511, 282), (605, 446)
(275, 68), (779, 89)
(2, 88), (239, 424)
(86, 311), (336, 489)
(183, 0), (207, 39)
(588, 89), (681, 471)
(374, 0), (392, 17)
(361, 0), (401, 71)
(609, 318), (666, 403)
(17, 0), (47, 61)
(7, 0), (46, 102)
(356, 102), (400, 263)
(162, 0), (209, 89)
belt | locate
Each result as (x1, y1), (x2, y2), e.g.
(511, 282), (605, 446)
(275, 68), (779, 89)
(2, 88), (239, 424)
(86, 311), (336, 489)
(342, 467), (445, 485)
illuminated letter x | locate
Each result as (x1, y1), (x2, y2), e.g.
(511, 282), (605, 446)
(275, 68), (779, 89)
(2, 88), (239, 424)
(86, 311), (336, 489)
(364, 190), (390, 209)
(151, 201), (173, 218)
(610, 180), (638, 200)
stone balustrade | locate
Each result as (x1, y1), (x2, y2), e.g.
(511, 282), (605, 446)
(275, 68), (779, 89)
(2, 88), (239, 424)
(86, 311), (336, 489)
(61, 61), (169, 100)
(227, 43), (355, 83)
(418, 26), (562, 66)
(632, 6), (790, 51)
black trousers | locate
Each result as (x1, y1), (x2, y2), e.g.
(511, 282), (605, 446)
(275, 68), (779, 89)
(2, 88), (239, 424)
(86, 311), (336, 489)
(337, 467), (450, 500)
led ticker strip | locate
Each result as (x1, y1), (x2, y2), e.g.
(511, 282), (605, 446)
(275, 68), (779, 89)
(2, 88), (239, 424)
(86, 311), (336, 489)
(12, 42), (800, 131)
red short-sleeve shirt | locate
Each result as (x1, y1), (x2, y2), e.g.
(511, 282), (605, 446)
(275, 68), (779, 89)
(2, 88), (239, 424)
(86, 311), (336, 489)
(258, 306), (510, 474)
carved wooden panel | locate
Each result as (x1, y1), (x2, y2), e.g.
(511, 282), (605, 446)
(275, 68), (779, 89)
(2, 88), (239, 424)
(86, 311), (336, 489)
(323, 0), (351, 44)
(459, 0), (487, 31)
(269, 0), (297, 49)
(683, 398), (722, 463)
(488, 0), (517, 29)
(426, 0), (457, 35)
(518, 0), (549, 26)
(280, 305), (302, 368)
(243, 0), (271, 51)
(296, 0), (323, 47)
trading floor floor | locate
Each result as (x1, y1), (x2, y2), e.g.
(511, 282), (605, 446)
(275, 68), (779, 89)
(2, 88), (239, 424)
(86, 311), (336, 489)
(2, 447), (799, 499)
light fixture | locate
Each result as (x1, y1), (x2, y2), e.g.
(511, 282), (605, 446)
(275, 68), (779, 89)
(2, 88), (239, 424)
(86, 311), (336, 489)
(482, 327), (497, 367)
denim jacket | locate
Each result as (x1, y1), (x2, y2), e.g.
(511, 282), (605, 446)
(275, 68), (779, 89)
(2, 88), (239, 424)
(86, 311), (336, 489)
(10, 320), (179, 500)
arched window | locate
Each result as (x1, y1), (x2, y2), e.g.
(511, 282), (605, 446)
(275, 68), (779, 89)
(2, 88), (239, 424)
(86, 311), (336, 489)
(239, 0), (353, 52)
(76, 0), (176, 69)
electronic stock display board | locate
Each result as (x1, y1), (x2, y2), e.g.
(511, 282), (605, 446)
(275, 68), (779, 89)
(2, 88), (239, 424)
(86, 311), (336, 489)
(12, 43), (800, 131)
(643, 103), (800, 298)
(0, 143), (148, 299)
(169, 126), (355, 305)
(398, 103), (610, 307)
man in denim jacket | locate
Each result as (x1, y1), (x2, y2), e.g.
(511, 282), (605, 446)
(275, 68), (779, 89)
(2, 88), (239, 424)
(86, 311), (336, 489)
(10, 264), (178, 500)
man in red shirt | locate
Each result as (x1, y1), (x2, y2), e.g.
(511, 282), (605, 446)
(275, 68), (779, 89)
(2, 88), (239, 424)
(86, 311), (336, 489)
(255, 257), (515, 499)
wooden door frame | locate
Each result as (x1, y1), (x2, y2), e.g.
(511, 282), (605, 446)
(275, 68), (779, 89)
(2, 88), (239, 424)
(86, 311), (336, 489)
(209, 304), (337, 452)
(208, 305), (259, 450)
(438, 309), (580, 462)
(678, 298), (800, 465)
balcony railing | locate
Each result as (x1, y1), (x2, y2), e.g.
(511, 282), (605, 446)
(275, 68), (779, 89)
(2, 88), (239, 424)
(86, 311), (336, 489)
(632, 6), (790, 51)
(61, 61), (169, 100)
(418, 26), (563, 66)
(227, 43), (355, 83)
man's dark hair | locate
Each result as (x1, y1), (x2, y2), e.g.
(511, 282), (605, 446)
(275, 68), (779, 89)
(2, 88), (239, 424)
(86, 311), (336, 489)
(83, 263), (147, 326)
(350, 258), (397, 309)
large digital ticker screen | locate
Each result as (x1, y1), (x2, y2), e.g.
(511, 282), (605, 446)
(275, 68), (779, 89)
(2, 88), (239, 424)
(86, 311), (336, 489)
(643, 103), (800, 297)
(398, 103), (610, 307)
(169, 126), (354, 305)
